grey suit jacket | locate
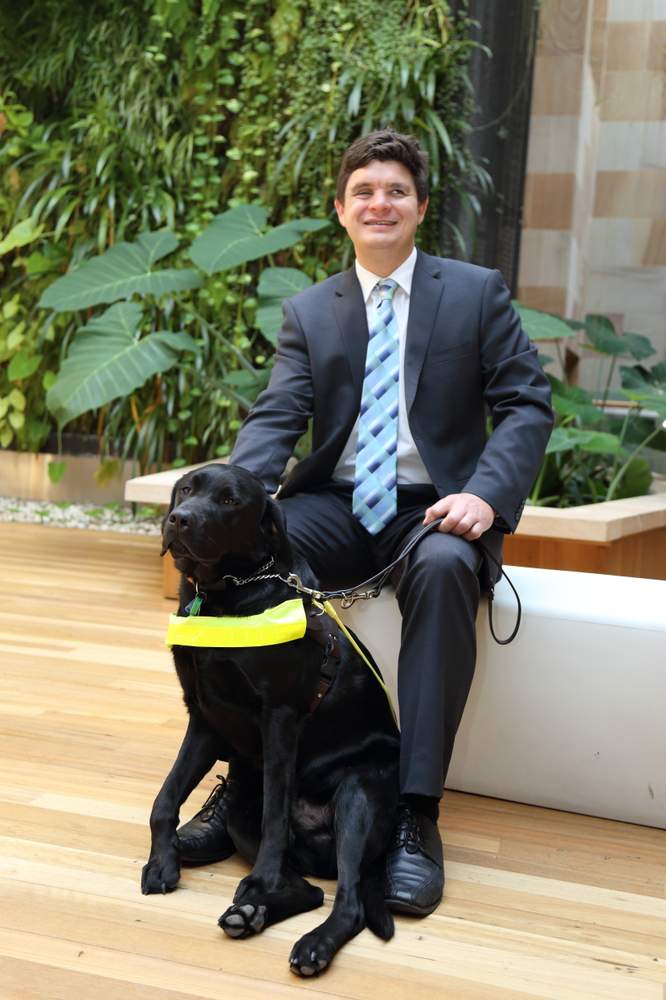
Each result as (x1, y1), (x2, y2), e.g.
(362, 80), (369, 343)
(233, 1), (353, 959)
(231, 250), (553, 533)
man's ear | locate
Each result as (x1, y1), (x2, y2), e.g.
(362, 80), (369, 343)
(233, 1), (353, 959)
(261, 497), (292, 570)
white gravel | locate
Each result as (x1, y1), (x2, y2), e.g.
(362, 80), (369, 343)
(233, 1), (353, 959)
(0, 496), (162, 535)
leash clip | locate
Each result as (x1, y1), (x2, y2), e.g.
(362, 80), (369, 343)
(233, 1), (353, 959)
(285, 573), (324, 601)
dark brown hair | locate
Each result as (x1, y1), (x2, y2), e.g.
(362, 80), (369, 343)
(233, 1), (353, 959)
(335, 129), (429, 204)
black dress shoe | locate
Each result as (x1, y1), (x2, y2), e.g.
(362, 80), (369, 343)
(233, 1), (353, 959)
(177, 775), (236, 866)
(384, 806), (444, 915)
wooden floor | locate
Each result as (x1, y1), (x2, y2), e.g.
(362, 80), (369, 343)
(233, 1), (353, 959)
(1, 524), (665, 1000)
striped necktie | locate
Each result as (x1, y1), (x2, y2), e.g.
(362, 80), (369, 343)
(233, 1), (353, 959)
(352, 278), (399, 535)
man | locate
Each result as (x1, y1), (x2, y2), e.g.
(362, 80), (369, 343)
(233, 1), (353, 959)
(178, 129), (553, 915)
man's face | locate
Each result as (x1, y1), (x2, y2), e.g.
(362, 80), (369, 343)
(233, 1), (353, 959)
(334, 159), (428, 265)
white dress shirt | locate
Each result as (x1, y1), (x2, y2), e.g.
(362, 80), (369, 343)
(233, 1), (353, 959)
(333, 247), (433, 485)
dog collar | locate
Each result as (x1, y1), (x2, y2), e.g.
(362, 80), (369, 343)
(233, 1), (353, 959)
(166, 598), (307, 648)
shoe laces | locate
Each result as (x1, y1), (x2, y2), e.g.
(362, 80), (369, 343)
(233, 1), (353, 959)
(199, 774), (227, 823)
(393, 806), (425, 854)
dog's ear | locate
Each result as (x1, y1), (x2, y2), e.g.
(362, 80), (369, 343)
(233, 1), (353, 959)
(261, 497), (292, 570)
(160, 481), (179, 556)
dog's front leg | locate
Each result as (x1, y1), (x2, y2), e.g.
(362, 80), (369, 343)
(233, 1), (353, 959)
(219, 704), (323, 938)
(142, 716), (219, 894)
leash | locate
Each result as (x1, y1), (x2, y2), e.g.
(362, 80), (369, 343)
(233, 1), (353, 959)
(277, 519), (522, 646)
(194, 519), (522, 645)
(177, 520), (520, 725)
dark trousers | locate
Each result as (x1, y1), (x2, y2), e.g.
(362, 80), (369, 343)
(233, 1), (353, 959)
(279, 482), (503, 799)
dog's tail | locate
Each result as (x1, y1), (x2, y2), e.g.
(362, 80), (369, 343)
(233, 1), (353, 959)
(360, 860), (394, 940)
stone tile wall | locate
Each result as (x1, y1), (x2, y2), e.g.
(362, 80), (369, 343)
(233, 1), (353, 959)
(518, 0), (666, 371)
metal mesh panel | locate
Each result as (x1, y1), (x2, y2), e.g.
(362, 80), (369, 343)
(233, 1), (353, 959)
(443, 0), (539, 292)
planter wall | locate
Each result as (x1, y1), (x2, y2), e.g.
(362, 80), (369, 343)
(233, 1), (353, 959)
(504, 494), (666, 580)
(0, 449), (143, 504)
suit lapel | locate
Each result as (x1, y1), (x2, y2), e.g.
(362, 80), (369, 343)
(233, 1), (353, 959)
(404, 250), (445, 414)
(332, 266), (368, 400)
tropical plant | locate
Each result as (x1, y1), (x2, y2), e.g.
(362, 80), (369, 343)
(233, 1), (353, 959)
(1, 0), (483, 473)
(516, 306), (666, 507)
(36, 204), (328, 471)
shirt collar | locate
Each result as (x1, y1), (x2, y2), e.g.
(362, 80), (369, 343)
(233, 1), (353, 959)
(354, 246), (417, 304)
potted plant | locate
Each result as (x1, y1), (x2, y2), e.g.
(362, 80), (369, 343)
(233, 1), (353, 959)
(505, 306), (666, 579)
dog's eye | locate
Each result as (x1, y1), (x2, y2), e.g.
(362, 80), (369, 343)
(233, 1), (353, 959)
(222, 496), (236, 505)
(180, 486), (192, 496)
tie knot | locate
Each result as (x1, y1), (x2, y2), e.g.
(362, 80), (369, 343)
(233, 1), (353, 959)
(375, 279), (397, 304)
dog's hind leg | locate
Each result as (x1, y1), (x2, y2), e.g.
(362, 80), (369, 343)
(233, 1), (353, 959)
(288, 766), (398, 977)
(219, 704), (324, 938)
(142, 716), (222, 895)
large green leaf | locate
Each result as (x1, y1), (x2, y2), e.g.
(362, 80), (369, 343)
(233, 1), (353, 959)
(546, 427), (623, 456)
(613, 457), (652, 500)
(189, 205), (328, 275)
(513, 303), (576, 341)
(46, 302), (198, 425)
(255, 267), (312, 345)
(548, 376), (603, 423)
(38, 230), (201, 312)
(621, 331), (656, 361)
(585, 315), (655, 360)
(256, 267), (312, 299)
(619, 363), (666, 419)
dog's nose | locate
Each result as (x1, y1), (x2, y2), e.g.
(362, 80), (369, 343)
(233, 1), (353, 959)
(168, 510), (189, 531)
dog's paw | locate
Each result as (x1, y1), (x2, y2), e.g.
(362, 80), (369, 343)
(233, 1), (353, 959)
(219, 902), (267, 939)
(289, 933), (335, 977)
(141, 853), (181, 895)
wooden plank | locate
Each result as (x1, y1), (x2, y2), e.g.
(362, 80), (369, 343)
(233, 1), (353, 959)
(504, 527), (666, 579)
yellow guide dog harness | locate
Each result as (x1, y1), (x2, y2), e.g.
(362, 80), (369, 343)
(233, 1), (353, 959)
(166, 592), (396, 723)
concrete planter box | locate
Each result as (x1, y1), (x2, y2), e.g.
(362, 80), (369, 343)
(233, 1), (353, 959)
(0, 448), (142, 505)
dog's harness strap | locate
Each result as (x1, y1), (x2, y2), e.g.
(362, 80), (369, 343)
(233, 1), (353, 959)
(318, 599), (398, 725)
(304, 607), (341, 713)
(166, 598), (307, 648)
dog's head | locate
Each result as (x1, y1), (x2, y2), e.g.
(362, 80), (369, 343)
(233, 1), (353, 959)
(161, 463), (292, 581)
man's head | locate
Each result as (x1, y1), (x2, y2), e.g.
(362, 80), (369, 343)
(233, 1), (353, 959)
(334, 129), (429, 275)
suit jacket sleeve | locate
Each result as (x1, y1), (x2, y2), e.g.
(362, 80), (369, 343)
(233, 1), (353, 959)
(463, 269), (553, 532)
(230, 298), (313, 492)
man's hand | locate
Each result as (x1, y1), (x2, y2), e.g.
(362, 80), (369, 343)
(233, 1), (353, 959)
(423, 492), (495, 541)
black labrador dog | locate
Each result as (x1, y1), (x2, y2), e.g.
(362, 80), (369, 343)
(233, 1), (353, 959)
(142, 463), (400, 976)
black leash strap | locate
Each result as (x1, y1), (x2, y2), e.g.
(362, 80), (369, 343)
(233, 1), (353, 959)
(476, 538), (522, 645)
(311, 518), (522, 646)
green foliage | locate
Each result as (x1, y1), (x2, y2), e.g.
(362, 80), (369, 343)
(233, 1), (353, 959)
(36, 208), (326, 467)
(0, 0), (482, 469)
(39, 231), (202, 312)
(45, 302), (198, 426)
(189, 205), (328, 275)
(521, 307), (666, 507)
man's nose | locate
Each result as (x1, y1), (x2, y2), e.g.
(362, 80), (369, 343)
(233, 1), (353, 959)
(368, 189), (390, 211)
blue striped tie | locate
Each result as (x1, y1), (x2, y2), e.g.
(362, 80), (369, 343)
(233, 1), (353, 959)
(352, 279), (399, 535)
